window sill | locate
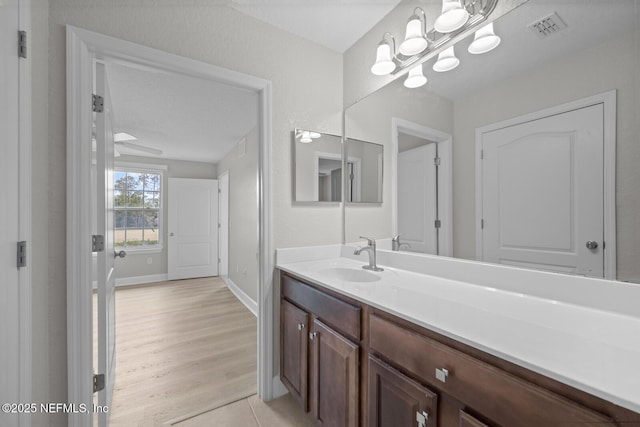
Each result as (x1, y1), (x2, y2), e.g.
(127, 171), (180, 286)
(115, 246), (163, 255)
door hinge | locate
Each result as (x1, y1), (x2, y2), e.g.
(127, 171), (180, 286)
(93, 374), (105, 393)
(92, 235), (105, 252)
(416, 410), (429, 427)
(480, 149), (484, 159)
(17, 241), (27, 268)
(92, 94), (104, 113)
(434, 219), (441, 229)
(18, 31), (27, 59)
(481, 219), (485, 229)
(434, 156), (441, 166)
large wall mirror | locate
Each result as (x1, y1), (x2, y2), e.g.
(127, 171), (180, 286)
(344, 0), (640, 284)
(293, 129), (343, 203)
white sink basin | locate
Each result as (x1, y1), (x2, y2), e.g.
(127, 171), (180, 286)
(318, 267), (382, 283)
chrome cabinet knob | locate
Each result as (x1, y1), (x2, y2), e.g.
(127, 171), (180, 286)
(435, 367), (449, 383)
(114, 250), (126, 259)
(309, 332), (317, 340)
(297, 323), (305, 331)
(586, 240), (599, 250)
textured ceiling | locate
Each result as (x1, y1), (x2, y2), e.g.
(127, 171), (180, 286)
(105, 62), (258, 164)
(229, 0), (404, 53)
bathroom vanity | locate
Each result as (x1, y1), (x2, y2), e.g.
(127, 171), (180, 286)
(276, 246), (640, 427)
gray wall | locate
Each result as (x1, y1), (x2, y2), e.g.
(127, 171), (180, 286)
(217, 128), (259, 301)
(33, 2), (343, 424)
(113, 155), (217, 280)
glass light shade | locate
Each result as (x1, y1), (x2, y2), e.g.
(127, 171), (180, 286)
(399, 17), (428, 56)
(434, 0), (469, 33)
(404, 65), (427, 88)
(300, 131), (312, 143)
(432, 46), (460, 72)
(468, 22), (501, 54)
(371, 42), (396, 75)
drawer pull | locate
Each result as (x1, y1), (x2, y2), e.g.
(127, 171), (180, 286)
(309, 332), (318, 340)
(416, 410), (429, 427)
(297, 323), (305, 331)
(435, 368), (449, 383)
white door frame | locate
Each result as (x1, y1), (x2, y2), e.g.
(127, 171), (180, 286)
(2, 0), (32, 425)
(218, 170), (230, 277)
(475, 90), (616, 279)
(66, 26), (273, 426)
(391, 118), (453, 257)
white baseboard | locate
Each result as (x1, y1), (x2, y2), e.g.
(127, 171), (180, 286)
(272, 376), (288, 399)
(115, 273), (168, 287)
(222, 276), (258, 317)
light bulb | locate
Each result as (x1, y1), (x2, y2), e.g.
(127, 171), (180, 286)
(399, 15), (428, 56)
(434, 0), (469, 34)
(371, 42), (396, 75)
(404, 65), (427, 88)
(468, 22), (501, 54)
(433, 46), (460, 72)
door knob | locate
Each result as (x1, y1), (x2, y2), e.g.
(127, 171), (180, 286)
(114, 250), (126, 259)
(170, 232), (175, 237)
(586, 241), (598, 250)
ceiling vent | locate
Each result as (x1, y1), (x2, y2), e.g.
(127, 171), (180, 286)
(528, 12), (568, 39)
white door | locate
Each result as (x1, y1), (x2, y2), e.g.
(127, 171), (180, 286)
(397, 144), (438, 254)
(1, 1), (22, 424)
(219, 172), (229, 277)
(95, 62), (117, 426)
(168, 178), (219, 280)
(480, 104), (604, 277)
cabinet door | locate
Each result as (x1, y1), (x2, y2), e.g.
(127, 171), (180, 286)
(368, 356), (438, 427)
(309, 319), (359, 427)
(459, 410), (490, 427)
(281, 300), (310, 410)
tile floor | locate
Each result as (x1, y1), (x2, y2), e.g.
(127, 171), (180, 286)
(173, 393), (315, 427)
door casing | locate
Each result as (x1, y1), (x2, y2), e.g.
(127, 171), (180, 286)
(66, 26), (273, 427)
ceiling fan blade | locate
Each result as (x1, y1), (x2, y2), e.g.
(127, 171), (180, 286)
(115, 141), (163, 155)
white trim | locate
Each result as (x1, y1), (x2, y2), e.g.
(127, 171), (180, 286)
(115, 161), (168, 171)
(391, 118), (453, 257)
(67, 27), (274, 427)
(272, 375), (289, 399)
(222, 276), (258, 317)
(18, 0), (32, 424)
(475, 90), (616, 280)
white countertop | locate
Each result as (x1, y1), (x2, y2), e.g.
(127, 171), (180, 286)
(276, 245), (640, 414)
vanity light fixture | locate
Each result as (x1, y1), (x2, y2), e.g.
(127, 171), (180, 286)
(371, 33), (397, 76)
(399, 8), (429, 56)
(369, 0), (498, 84)
(433, 46), (460, 72)
(434, 0), (470, 34)
(404, 64), (427, 88)
(296, 130), (321, 143)
(468, 22), (501, 54)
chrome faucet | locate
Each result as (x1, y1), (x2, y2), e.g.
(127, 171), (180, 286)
(354, 236), (384, 271)
(392, 234), (411, 252)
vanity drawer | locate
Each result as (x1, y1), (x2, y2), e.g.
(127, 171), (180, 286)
(369, 314), (614, 427)
(282, 274), (361, 341)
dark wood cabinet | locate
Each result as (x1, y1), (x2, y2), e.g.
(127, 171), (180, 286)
(281, 299), (309, 409)
(280, 273), (361, 426)
(309, 319), (359, 427)
(368, 356), (438, 427)
(279, 271), (640, 427)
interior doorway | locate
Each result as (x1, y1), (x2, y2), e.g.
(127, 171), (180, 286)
(391, 118), (453, 256)
(67, 26), (273, 427)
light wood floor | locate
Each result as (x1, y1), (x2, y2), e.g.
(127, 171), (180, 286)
(97, 277), (257, 427)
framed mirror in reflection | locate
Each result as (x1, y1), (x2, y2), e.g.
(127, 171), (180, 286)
(345, 138), (384, 203)
(293, 129), (342, 203)
(344, 0), (640, 284)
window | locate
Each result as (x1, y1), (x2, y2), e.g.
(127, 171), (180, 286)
(114, 168), (162, 249)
